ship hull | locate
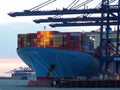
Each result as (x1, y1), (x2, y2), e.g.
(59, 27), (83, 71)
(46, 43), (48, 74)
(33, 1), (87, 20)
(17, 47), (99, 78)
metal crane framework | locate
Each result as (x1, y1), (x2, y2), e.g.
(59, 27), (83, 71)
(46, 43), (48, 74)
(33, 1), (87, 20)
(8, 0), (120, 74)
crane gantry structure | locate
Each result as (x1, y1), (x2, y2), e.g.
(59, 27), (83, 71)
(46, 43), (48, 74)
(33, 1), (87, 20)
(8, 0), (120, 74)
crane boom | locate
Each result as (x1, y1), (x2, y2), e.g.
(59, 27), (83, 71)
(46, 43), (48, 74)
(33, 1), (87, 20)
(49, 22), (119, 27)
(33, 17), (117, 23)
(8, 9), (101, 17)
(8, 7), (120, 17)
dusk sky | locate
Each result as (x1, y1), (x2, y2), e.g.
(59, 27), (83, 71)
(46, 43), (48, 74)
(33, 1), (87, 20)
(0, 0), (102, 76)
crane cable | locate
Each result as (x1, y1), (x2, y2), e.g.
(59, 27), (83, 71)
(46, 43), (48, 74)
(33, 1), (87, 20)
(72, 0), (94, 9)
(53, 0), (80, 18)
(52, 0), (93, 24)
(67, 0), (80, 9)
(29, 0), (56, 11)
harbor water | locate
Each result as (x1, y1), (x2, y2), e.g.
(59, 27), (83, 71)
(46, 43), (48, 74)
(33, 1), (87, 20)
(0, 79), (120, 90)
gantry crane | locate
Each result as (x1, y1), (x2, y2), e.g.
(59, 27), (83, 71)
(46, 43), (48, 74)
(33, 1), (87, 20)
(8, 0), (120, 74)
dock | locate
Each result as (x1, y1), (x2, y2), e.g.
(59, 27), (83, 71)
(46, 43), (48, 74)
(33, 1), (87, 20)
(55, 79), (120, 88)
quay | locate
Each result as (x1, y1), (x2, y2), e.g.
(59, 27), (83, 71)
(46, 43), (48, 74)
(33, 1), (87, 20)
(55, 79), (120, 88)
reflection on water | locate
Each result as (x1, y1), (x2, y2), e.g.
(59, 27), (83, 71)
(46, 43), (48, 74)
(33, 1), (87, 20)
(0, 79), (120, 90)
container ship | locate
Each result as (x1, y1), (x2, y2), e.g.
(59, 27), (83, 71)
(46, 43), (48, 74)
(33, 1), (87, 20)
(17, 30), (99, 80)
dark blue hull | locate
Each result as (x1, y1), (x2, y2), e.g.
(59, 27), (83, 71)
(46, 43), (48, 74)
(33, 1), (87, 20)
(17, 47), (99, 78)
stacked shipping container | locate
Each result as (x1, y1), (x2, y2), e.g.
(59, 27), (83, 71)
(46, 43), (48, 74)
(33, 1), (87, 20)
(18, 33), (37, 48)
(17, 31), (95, 53)
(60, 32), (82, 51)
(37, 31), (60, 47)
(82, 34), (95, 53)
(18, 34), (27, 48)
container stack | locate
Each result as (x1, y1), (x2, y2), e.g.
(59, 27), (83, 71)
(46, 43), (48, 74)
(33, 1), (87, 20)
(37, 31), (60, 47)
(70, 32), (82, 51)
(50, 33), (63, 48)
(17, 31), (95, 53)
(28, 33), (37, 47)
(58, 32), (81, 51)
(82, 34), (94, 53)
(18, 33), (37, 48)
(18, 34), (27, 48)
(37, 31), (50, 47)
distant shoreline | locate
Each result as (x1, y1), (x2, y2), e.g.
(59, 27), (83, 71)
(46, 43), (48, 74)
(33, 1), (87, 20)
(0, 77), (11, 79)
